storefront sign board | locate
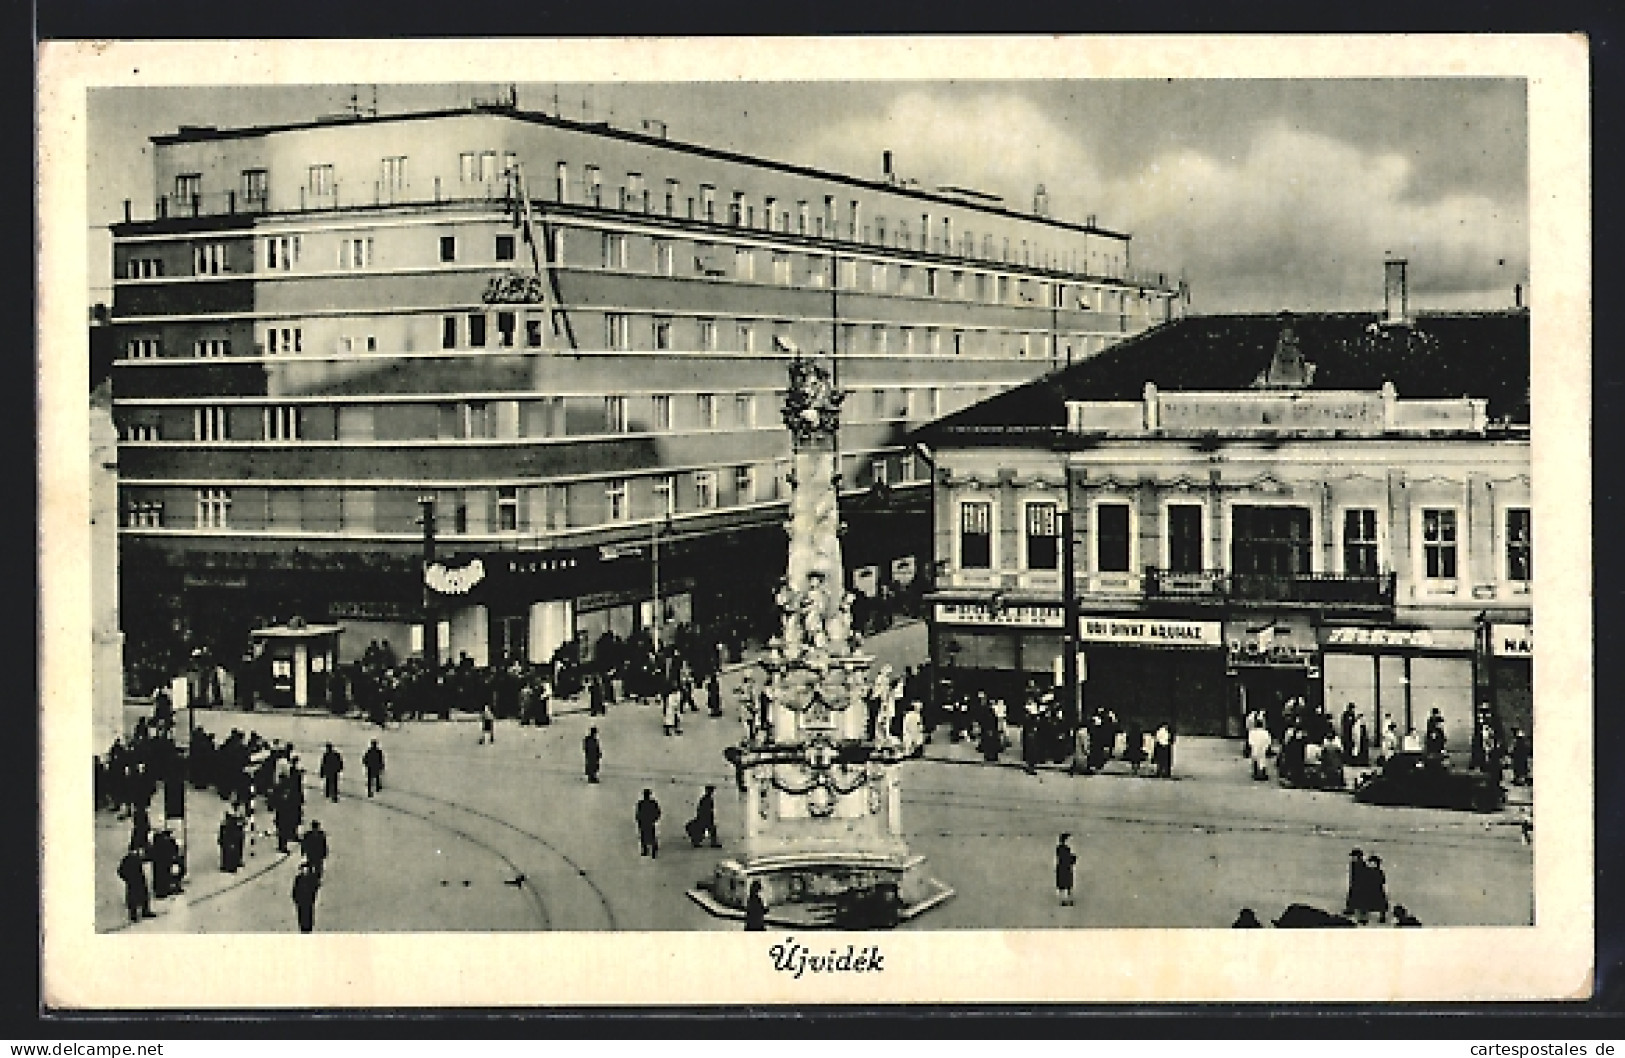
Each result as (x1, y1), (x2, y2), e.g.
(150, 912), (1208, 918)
(1078, 616), (1221, 647)
(1322, 626), (1476, 652)
(1490, 623), (1533, 658)
(935, 602), (1064, 628)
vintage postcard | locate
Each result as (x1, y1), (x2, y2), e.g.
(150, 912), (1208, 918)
(38, 35), (1592, 1007)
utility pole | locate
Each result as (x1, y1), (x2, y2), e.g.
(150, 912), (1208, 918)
(418, 495), (439, 671)
(1061, 503), (1080, 737)
(651, 517), (665, 650)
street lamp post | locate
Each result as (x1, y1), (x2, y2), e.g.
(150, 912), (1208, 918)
(652, 517), (663, 651)
(1061, 505), (1080, 739)
(417, 495), (439, 671)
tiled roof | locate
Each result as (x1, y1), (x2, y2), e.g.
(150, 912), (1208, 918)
(916, 309), (1530, 442)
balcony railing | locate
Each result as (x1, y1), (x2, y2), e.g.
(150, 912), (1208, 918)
(1146, 568), (1395, 608)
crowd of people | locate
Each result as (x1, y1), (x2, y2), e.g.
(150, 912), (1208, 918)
(101, 699), (344, 930)
(932, 684), (1178, 780)
(333, 621), (738, 730)
(1244, 697), (1532, 790)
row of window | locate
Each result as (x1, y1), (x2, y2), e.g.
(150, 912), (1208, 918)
(554, 161), (1124, 275)
(127, 221), (1160, 318)
(123, 314), (1101, 363)
(956, 500), (1533, 583)
(128, 457), (918, 532)
(123, 390), (952, 443)
(597, 312), (1085, 357)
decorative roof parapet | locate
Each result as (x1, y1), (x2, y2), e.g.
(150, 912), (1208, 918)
(1065, 383), (1490, 438)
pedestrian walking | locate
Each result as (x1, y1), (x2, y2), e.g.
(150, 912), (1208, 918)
(1509, 727), (1532, 785)
(583, 727), (603, 783)
(319, 743), (343, 802)
(688, 785), (721, 848)
(479, 703), (496, 745)
(1055, 833), (1078, 906)
(1424, 708), (1447, 760)
(149, 828), (182, 898)
(1153, 721), (1175, 778)
(636, 789), (662, 858)
(589, 673), (606, 717)
(362, 739), (384, 796)
(1363, 854), (1389, 925)
(218, 809), (245, 873)
(118, 844), (155, 922)
(707, 672), (723, 718)
(300, 820), (329, 879)
(269, 789), (292, 853)
(1381, 720), (1401, 761)
(1343, 848), (1367, 918)
(1248, 717), (1273, 781)
(291, 861), (321, 933)
(901, 703), (925, 758)
(744, 880), (768, 931)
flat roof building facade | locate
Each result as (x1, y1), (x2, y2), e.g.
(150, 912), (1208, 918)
(109, 103), (1180, 684)
(916, 309), (1531, 759)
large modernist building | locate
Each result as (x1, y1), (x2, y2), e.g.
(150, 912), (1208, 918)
(916, 283), (1531, 754)
(108, 99), (1180, 677)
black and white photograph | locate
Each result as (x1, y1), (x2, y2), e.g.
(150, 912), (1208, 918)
(39, 36), (1591, 1007)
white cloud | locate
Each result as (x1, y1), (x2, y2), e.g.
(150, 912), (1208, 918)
(791, 95), (1527, 312)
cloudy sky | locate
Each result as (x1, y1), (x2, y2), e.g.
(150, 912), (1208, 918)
(88, 79), (1528, 313)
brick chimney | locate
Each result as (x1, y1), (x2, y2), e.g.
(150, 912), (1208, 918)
(1383, 258), (1409, 326)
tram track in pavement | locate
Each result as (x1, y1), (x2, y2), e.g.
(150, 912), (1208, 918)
(335, 783), (555, 929)
(340, 777), (620, 930)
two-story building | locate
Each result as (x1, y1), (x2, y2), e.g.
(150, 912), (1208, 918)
(915, 303), (1531, 755)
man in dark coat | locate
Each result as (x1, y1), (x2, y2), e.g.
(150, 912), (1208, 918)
(707, 673), (723, 717)
(118, 844), (154, 921)
(1425, 708), (1448, 759)
(1055, 833), (1077, 906)
(272, 783), (302, 854)
(362, 740), (385, 796)
(690, 785), (720, 848)
(1340, 703), (1358, 758)
(301, 820), (330, 878)
(743, 880), (768, 931)
(149, 828), (182, 898)
(635, 788), (662, 857)
(1362, 853), (1389, 925)
(218, 809), (245, 872)
(291, 862), (321, 933)
(588, 673), (606, 717)
(583, 727), (603, 783)
(1343, 848), (1367, 918)
(319, 743), (343, 802)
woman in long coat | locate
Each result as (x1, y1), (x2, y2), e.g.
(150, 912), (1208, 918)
(1055, 834), (1078, 905)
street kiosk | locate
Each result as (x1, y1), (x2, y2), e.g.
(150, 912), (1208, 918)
(249, 620), (343, 709)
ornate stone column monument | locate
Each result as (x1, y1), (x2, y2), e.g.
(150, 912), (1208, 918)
(690, 352), (951, 925)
